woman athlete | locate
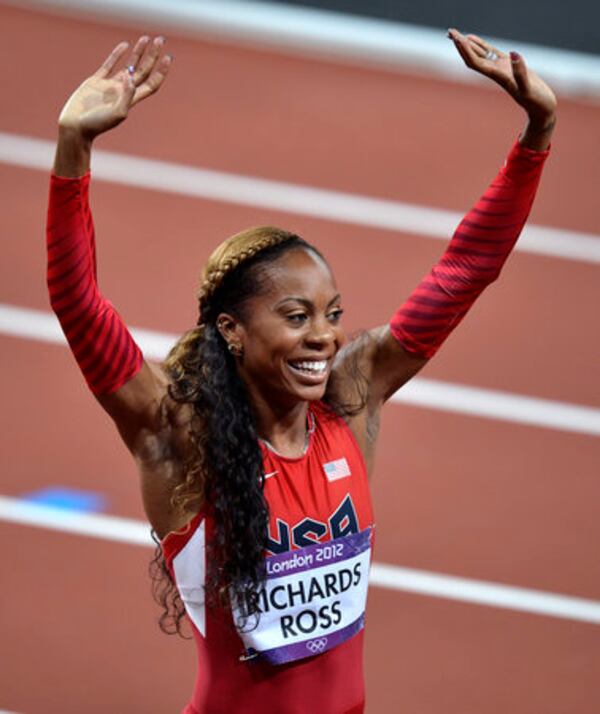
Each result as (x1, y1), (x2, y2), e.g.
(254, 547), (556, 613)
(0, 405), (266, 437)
(47, 31), (556, 714)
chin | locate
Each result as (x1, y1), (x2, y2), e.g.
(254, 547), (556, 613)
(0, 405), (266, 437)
(295, 381), (329, 402)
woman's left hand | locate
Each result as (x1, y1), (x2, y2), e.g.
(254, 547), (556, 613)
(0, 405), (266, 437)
(448, 29), (557, 135)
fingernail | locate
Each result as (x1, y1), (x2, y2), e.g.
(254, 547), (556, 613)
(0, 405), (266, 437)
(156, 35), (165, 44)
(510, 51), (521, 62)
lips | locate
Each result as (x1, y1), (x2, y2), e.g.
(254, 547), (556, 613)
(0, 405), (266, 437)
(286, 358), (330, 383)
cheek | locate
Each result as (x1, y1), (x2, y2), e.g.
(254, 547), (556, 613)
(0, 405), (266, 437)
(243, 329), (297, 366)
(334, 326), (347, 347)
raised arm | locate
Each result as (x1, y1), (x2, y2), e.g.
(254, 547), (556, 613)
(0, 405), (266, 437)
(47, 37), (173, 451)
(331, 32), (556, 466)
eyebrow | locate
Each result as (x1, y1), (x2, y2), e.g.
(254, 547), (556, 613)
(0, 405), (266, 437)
(274, 294), (342, 309)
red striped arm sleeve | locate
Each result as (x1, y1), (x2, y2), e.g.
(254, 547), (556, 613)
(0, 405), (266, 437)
(46, 172), (144, 395)
(390, 140), (550, 359)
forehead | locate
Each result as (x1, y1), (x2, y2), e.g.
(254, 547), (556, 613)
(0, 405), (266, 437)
(258, 247), (337, 300)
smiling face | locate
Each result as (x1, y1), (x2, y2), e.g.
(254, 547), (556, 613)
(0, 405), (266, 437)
(219, 247), (345, 408)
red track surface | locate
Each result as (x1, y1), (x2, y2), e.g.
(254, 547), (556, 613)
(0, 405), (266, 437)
(1, 4), (599, 713)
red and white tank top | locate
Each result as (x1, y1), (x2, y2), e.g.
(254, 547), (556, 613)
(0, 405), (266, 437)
(161, 400), (374, 714)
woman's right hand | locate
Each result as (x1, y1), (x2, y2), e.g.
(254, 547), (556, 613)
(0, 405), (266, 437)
(54, 36), (171, 176)
(58, 35), (171, 141)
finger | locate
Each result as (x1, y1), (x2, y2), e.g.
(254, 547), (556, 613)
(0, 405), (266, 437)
(466, 34), (499, 57)
(448, 29), (480, 70)
(470, 38), (506, 66)
(467, 39), (488, 59)
(114, 70), (137, 117)
(465, 35), (494, 60)
(132, 35), (165, 85)
(94, 41), (129, 78)
(510, 51), (529, 95)
(131, 54), (172, 106)
(466, 34), (489, 52)
(126, 35), (151, 75)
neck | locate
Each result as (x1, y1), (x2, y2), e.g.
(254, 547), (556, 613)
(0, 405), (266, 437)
(247, 388), (311, 457)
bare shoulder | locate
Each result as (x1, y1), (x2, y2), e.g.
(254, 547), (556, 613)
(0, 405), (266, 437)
(366, 325), (428, 403)
(326, 326), (427, 474)
(326, 328), (376, 419)
(135, 392), (200, 539)
(329, 325), (426, 407)
(96, 360), (200, 535)
(96, 359), (178, 453)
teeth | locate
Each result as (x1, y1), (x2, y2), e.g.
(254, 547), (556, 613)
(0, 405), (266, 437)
(290, 360), (327, 372)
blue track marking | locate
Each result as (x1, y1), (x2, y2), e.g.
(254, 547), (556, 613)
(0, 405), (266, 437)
(20, 487), (108, 513)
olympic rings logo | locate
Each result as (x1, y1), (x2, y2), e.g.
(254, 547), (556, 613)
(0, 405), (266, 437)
(306, 637), (328, 654)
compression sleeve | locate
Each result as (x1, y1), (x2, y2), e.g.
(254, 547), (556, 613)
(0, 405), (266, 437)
(46, 172), (144, 395)
(390, 139), (550, 359)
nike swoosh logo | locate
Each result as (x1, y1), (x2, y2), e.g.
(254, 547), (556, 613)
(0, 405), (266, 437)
(264, 471), (278, 479)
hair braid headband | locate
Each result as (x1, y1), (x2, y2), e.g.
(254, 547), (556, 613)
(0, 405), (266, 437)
(196, 226), (298, 323)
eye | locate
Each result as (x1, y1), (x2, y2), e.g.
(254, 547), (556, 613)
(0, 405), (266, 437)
(286, 313), (308, 324)
(327, 308), (344, 322)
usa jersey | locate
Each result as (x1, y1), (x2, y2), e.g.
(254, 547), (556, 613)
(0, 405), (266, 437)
(161, 400), (374, 714)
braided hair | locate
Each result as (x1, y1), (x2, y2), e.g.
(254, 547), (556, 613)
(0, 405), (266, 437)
(151, 226), (321, 634)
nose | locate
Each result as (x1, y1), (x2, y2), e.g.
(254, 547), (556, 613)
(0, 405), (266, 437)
(304, 315), (336, 350)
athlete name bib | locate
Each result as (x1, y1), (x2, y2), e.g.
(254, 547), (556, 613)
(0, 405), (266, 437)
(232, 527), (372, 665)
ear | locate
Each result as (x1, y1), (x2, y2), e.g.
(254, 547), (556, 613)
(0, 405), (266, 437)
(215, 312), (244, 344)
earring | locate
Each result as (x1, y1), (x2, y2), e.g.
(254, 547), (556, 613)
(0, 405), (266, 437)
(228, 343), (243, 357)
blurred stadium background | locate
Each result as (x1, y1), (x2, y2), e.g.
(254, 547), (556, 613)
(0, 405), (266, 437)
(1, 1), (599, 712)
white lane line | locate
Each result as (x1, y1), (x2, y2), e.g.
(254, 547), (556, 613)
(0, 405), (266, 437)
(0, 303), (177, 359)
(0, 496), (151, 546)
(2, 303), (600, 436)
(2, 495), (599, 625)
(11, 0), (600, 98)
(2, 131), (600, 265)
(393, 379), (600, 435)
(370, 562), (600, 625)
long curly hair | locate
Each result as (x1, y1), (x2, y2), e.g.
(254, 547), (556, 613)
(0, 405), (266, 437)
(150, 226), (367, 636)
